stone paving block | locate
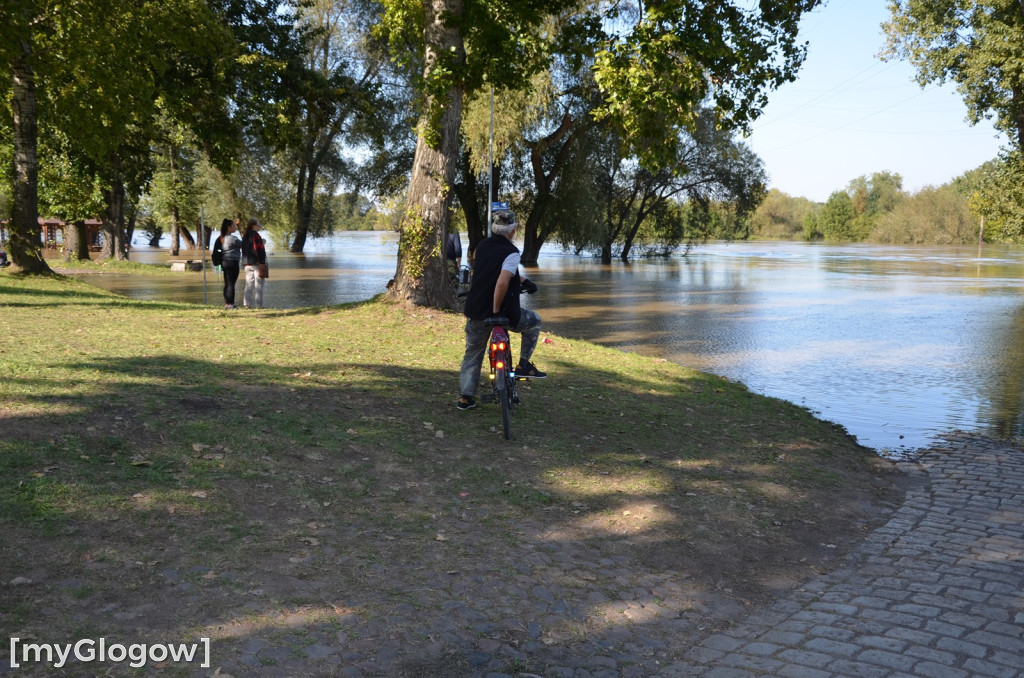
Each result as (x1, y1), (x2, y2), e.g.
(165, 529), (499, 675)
(777, 666), (830, 678)
(700, 636), (747, 652)
(807, 625), (855, 641)
(824, 658), (890, 678)
(857, 635), (906, 652)
(718, 651), (784, 673)
(912, 661), (970, 678)
(963, 656), (1024, 678)
(701, 668), (753, 678)
(776, 648), (833, 668)
(855, 648), (917, 672)
(890, 603), (942, 618)
(803, 637), (859, 657)
(964, 629), (1024, 654)
(884, 627), (935, 645)
(903, 644), (957, 665)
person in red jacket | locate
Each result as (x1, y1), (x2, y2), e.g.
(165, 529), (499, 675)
(240, 218), (267, 309)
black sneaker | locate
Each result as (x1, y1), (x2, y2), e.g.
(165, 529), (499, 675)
(516, 360), (547, 379)
(456, 395), (477, 410)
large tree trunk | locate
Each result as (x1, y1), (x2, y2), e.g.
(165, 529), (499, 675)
(101, 178), (129, 260)
(388, 0), (464, 310)
(521, 205), (547, 266)
(292, 159), (316, 253)
(9, 41), (51, 274)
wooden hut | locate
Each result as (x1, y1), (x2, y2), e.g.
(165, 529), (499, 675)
(38, 218), (103, 250)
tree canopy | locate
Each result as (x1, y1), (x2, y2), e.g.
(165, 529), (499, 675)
(882, 0), (1024, 149)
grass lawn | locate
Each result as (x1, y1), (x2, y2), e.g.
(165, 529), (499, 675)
(0, 270), (909, 676)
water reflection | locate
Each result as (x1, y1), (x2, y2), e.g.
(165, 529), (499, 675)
(73, 236), (1024, 453)
(984, 303), (1024, 439)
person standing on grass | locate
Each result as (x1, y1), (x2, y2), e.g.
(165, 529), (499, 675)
(456, 209), (545, 411)
(445, 227), (462, 281)
(240, 218), (267, 309)
(213, 218), (242, 309)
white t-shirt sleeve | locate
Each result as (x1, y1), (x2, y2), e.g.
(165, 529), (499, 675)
(501, 252), (521, 274)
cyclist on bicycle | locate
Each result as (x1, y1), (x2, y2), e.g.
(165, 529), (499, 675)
(457, 209), (545, 410)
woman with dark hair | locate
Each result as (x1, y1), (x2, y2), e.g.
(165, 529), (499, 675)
(212, 218), (242, 309)
(240, 218), (267, 309)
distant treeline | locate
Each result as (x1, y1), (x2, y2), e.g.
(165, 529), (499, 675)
(746, 163), (999, 245)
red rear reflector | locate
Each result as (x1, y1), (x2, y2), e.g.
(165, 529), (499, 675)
(495, 361), (504, 370)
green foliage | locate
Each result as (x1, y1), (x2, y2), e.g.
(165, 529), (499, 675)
(461, 70), (555, 177)
(749, 189), (817, 239)
(882, 0), (1024, 148)
(869, 185), (978, 244)
(148, 114), (206, 241)
(225, 139), (295, 246)
(547, 108), (767, 260)
(819, 190), (856, 241)
(37, 134), (105, 224)
(375, 0), (574, 142)
(816, 173), (907, 242)
(802, 210), (821, 241)
(965, 150), (1024, 243)
(592, 1), (823, 170)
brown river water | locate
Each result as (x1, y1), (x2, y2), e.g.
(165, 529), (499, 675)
(74, 232), (1024, 455)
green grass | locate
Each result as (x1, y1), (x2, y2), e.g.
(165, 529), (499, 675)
(2, 270), (881, 517)
(0, 269), (903, 651)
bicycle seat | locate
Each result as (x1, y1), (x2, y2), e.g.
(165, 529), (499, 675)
(484, 316), (510, 327)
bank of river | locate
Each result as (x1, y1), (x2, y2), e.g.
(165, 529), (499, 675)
(74, 234), (1024, 454)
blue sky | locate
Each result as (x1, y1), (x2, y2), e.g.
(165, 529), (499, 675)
(743, 0), (1006, 203)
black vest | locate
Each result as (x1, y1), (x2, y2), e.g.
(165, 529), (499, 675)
(464, 235), (521, 325)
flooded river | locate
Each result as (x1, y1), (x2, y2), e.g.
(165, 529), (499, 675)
(77, 233), (1024, 454)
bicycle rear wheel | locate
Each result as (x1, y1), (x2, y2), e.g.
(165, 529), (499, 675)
(497, 368), (512, 440)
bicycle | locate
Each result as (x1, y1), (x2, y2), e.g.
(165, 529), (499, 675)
(480, 316), (520, 440)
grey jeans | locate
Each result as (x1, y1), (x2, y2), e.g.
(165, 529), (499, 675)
(459, 309), (542, 397)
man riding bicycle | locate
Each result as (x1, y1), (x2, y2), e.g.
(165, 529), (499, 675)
(457, 210), (545, 411)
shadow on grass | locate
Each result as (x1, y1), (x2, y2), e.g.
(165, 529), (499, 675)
(0, 341), (898, 676)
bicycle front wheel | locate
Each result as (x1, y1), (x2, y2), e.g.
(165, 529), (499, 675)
(497, 369), (512, 440)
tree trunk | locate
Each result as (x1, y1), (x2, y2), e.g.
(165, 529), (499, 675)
(179, 222), (196, 249)
(170, 205), (181, 256)
(102, 178), (129, 260)
(521, 205), (547, 266)
(519, 113), (581, 265)
(126, 210), (137, 249)
(9, 41), (51, 274)
(63, 220), (91, 261)
(292, 159), (317, 252)
(387, 0), (464, 310)
(454, 150), (485, 251)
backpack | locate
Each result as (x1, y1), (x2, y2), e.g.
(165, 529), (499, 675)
(211, 238), (223, 266)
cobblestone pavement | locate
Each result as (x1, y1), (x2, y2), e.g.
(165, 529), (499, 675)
(664, 434), (1024, 678)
